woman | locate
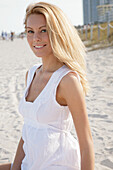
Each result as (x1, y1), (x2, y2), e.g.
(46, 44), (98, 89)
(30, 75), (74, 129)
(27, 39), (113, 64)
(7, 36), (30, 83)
(0, 2), (94, 170)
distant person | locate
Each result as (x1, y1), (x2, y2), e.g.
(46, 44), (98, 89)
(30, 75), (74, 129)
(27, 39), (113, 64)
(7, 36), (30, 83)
(19, 32), (25, 39)
(4, 32), (8, 40)
(0, 2), (94, 170)
(1, 31), (5, 40)
(10, 32), (14, 41)
(21, 32), (25, 39)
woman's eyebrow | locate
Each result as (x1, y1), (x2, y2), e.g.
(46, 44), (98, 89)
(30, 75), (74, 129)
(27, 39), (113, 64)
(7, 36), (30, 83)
(26, 25), (46, 29)
(39, 25), (46, 29)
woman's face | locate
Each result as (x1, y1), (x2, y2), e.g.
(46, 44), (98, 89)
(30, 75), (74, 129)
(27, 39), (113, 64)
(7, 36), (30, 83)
(26, 14), (53, 58)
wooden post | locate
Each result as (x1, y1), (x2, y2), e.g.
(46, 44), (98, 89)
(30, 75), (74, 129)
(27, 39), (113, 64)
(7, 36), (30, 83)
(81, 27), (83, 38)
(90, 24), (93, 40)
(85, 25), (88, 40)
(98, 24), (100, 39)
(107, 22), (110, 38)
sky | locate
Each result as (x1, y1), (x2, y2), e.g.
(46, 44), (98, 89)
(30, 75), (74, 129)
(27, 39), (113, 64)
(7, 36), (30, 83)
(0, 0), (83, 34)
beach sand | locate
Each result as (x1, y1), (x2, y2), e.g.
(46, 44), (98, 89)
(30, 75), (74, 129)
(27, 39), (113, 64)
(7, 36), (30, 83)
(0, 38), (113, 169)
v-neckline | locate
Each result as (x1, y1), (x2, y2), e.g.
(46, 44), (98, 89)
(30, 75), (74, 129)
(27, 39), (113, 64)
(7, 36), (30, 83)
(24, 64), (65, 104)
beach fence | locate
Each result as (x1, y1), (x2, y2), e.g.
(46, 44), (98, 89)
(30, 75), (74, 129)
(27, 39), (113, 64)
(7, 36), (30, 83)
(79, 22), (113, 41)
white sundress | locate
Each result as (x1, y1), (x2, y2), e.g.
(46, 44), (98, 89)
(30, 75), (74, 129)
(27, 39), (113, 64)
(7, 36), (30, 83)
(18, 64), (81, 170)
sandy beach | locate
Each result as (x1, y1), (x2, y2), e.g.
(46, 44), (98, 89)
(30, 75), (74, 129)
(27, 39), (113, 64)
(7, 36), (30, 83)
(0, 38), (113, 170)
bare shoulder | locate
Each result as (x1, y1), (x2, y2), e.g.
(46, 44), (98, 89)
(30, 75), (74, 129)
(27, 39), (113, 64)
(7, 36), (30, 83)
(58, 71), (84, 102)
(60, 72), (82, 91)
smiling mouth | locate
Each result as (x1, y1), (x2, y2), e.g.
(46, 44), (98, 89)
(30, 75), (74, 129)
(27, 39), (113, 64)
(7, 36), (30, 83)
(34, 45), (46, 49)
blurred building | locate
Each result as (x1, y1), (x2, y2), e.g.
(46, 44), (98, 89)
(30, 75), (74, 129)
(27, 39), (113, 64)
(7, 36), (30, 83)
(97, 0), (113, 22)
(83, 0), (113, 24)
(99, 0), (113, 5)
(83, 0), (99, 25)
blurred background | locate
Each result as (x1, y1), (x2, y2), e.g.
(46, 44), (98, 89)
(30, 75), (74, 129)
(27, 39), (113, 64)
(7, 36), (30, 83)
(1, 0), (113, 49)
(0, 1), (113, 170)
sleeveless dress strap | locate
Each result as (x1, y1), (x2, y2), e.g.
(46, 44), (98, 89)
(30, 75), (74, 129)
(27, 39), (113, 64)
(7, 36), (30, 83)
(54, 65), (81, 91)
(26, 64), (42, 87)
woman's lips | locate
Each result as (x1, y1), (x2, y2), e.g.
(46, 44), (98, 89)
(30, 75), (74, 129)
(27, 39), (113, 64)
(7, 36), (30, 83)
(34, 45), (46, 49)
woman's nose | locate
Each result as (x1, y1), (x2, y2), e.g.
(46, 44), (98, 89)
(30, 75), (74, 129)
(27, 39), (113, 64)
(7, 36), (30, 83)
(33, 32), (41, 42)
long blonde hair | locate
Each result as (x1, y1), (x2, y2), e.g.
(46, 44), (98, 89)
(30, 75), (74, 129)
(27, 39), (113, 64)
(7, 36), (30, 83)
(24, 2), (89, 95)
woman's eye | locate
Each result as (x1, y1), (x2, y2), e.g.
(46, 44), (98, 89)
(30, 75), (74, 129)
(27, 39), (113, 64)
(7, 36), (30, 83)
(41, 29), (47, 33)
(27, 30), (34, 34)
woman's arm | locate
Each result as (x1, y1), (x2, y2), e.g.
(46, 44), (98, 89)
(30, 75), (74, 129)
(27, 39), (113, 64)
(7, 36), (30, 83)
(59, 72), (95, 170)
(12, 71), (28, 170)
(0, 71), (28, 170)
(11, 137), (25, 170)
(25, 71), (28, 87)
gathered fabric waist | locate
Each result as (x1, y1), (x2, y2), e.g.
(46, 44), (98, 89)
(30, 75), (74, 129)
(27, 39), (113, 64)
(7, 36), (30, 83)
(24, 118), (71, 134)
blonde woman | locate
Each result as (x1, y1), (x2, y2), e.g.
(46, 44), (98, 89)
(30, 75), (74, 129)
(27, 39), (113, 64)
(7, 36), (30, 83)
(0, 2), (94, 170)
